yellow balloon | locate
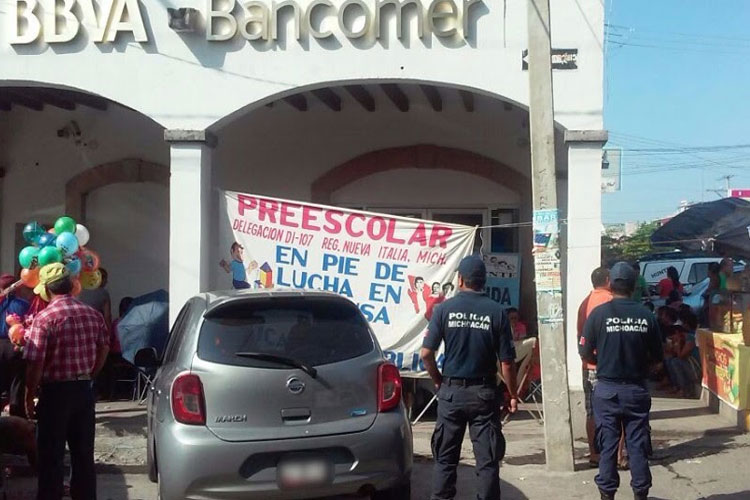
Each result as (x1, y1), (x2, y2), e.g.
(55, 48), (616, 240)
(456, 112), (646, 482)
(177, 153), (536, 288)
(80, 270), (102, 290)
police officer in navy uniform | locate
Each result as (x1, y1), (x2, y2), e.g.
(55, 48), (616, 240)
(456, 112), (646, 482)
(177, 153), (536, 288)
(579, 262), (663, 500)
(420, 255), (518, 500)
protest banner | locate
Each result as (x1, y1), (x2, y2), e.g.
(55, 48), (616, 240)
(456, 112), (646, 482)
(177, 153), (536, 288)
(221, 191), (476, 375)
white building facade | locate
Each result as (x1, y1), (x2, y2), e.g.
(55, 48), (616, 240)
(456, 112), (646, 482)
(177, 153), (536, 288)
(1, 0), (604, 432)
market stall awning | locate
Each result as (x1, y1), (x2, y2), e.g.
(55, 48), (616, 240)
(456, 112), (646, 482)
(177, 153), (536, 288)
(713, 224), (750, 260)
(651, 197), (750, 253)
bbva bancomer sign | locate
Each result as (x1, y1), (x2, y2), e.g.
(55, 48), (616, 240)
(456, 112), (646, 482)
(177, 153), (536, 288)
(10, 0), (483, 44)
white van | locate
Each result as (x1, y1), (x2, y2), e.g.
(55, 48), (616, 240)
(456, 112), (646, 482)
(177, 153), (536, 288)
(638, 254), (722, 294)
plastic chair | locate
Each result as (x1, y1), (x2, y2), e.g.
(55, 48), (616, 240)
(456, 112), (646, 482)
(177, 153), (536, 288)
(502, 337), (543, 424)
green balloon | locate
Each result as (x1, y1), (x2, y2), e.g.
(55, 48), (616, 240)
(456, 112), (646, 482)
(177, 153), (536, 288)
(19, 246), (40, 269)
(38, 246), (63, 266)
(54, 216), (76, 235)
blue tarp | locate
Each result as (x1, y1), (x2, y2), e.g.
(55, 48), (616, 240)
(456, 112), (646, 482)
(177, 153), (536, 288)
(117, 289), (169, 365)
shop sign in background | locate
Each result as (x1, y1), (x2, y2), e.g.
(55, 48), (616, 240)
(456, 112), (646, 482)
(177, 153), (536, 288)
(483, 253), (521, 309)
(222, 191), (476, 375)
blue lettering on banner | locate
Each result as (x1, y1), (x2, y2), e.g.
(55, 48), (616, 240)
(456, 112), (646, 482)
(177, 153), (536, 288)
(368, 283), (402, 303)
(322, 253), (360, 276)
(374, 262), (407, 282)
(485, 276), (520, 309)
(276, 267), (354, 297)
(358, 303), (390, 324)
(276, 245), (308, 266)
(384, 350), (444, 371)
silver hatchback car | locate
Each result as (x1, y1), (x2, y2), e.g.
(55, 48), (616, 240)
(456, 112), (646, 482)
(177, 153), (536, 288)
(136, 289), (413, 500)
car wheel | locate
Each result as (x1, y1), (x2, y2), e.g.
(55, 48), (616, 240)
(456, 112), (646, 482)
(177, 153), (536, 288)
(147, 437), (157, 483)
(373, 480), (411, 500)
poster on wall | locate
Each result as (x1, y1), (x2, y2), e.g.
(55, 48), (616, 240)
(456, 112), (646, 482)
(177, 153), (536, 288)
(221, 191), (476, 375)
(483, 253), (521, 309)
(533, 208), (563, 324)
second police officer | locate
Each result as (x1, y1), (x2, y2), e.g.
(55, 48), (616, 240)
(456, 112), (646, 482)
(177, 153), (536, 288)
(421, 255), (518, 500)
(579, 262), (663, 500)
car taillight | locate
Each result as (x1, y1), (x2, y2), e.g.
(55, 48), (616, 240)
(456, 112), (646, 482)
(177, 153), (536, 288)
(378, 363), (402, 412)
(172, 373), (206, 425)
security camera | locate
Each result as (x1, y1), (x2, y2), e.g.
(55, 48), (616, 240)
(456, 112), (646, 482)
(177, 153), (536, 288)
(168, 8), (198, 32)
(56, 120), (82, 139)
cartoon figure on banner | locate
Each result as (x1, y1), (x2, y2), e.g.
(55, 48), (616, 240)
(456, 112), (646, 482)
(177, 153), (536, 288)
(424, 281), (446, 321)
(220, 241), (271, 290)
(407, 276), (426, 314)
(15, 216), (102, 305)
(407, 274), (454, 321)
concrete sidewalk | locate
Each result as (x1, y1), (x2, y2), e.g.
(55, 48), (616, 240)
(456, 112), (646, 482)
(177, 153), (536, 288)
(411, 395), (750, 499)
(2, 396), (749, 499)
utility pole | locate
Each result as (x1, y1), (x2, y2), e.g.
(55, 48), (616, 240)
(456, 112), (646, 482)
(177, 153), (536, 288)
(719, 174), (735, 197)
(526, 0), (575, 471)
(707, 175), (735, 199)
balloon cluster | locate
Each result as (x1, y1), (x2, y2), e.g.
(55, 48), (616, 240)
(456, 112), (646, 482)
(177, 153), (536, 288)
(17, 216), (103, 298)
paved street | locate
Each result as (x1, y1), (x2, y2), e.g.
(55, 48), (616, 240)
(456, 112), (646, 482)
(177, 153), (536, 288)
(2, 395), (749, 499)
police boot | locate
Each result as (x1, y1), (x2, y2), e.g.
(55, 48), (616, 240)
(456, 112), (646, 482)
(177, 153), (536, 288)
(599, 490), (615, 500)
(633, 491), (648, 500)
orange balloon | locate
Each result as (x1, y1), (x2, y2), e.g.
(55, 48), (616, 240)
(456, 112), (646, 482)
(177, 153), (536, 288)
(20, 268), (39, 288)
(8, 324), (24, 345)
(71, 279), (82, 296)
(80, 249), (100, 272)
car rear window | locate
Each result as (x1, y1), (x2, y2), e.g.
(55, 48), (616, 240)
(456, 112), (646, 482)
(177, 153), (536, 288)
(198, 297), (374, 368)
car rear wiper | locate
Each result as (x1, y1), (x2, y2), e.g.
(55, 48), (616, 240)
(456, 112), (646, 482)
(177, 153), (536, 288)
(234, 352), (318, 378)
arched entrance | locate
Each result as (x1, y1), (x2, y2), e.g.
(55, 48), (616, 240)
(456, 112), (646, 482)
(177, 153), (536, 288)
(311, 144), (529, 204)
(0, 84), (169, 308)
(209, 80), (553, 323)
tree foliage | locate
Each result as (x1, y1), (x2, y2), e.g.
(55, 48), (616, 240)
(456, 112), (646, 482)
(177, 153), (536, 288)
(602, 221), (664, 265)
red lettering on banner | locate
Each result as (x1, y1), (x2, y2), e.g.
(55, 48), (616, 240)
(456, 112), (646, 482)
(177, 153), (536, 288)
(429, 226), (452, 249)
(235, 195), (459, 250)
(367, 216), (387, 240)
(346, 214), (365, 237)
(408, 224), (427, 246)
(280, 203), (299, 228)
(258, 199), (279, 223)
(324, 210), (343, 233)
(385, 218), (406, 244)
(302, 206), (321, 231)
(237, 194), (257, 216)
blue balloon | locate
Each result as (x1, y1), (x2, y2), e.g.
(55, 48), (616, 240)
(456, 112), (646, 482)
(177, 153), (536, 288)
(66, 257), (82, 276)
(37, 233), (56, 247)
(55, 231), (79, 257)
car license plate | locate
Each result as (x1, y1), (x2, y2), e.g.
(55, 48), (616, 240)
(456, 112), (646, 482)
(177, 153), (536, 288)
(277, 457), (331, 489)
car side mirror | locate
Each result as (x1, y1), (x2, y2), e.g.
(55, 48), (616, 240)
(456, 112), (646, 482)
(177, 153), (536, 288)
(134, 347), (160, 368)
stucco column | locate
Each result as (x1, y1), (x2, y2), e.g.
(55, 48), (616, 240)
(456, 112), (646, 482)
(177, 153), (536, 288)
(165, 130), (217, 325)
(564, 130), (607, 437)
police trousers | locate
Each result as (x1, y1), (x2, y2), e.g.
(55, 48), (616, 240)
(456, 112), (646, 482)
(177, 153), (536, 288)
(431, 383), (506, 500)
(593, 380), (652, 496)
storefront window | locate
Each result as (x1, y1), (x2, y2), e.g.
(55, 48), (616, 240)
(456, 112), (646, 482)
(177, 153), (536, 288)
(358, 207), (520, 256)
(430, 212), (484, 255)
(490, 209), (519, 253)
